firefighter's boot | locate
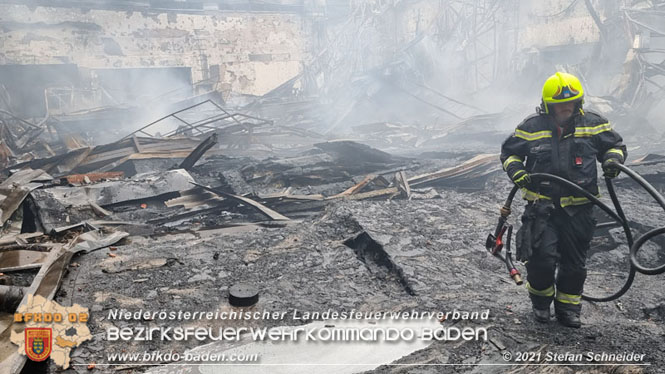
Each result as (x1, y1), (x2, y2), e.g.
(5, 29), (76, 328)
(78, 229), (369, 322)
(527, 283), (553, 323)
(555, 300), (581, 328)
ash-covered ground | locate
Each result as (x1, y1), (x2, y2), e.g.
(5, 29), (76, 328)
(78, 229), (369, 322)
(51, 167), (665, 374)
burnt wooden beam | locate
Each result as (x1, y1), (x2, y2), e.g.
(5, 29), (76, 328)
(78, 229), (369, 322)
(179, 133), (218, 171)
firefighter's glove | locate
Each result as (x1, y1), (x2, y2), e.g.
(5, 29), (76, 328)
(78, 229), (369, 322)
(602, 157), (622, 179)
(512, 170), (531, 188)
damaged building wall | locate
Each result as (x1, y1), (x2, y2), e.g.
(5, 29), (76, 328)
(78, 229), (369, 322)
(516, 0), (603, 49)
(270, 0), (524, 134)
(317, 0), (519, 94)
(0, 4), (311, 98)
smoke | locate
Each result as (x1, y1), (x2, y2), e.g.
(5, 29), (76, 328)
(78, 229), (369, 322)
(269, 0), (531, 145)
(276, 0), (665, 155)
(1, 0), (664, 154)
(0, 2), (233, 144)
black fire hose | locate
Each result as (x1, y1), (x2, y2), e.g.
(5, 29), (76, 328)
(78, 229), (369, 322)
(613, 164), (665, 275)
(492, 163), (665, 302)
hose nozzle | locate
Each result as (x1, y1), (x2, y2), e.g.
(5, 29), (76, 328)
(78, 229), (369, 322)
(509, 269), (523, 285)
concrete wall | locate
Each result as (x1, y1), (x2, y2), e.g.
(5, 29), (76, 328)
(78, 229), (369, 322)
(0, 4), (311, 96)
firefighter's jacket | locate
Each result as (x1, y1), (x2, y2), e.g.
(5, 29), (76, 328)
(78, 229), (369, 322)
(500, 110), (626, 210)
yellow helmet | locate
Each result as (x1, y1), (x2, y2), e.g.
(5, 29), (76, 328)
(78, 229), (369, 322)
(541, 72), (584, 114)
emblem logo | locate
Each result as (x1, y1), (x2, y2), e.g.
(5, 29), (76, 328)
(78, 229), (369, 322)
(25, 328), (52, 362)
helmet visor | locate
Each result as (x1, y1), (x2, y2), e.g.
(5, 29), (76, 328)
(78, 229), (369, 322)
(552, 85), (580, 101)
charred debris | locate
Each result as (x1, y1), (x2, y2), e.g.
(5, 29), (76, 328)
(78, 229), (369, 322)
(0, 0), (664, 373)
(0, 92), (663, 372)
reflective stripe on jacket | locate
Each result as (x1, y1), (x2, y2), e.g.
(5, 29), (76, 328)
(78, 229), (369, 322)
(500, 110), (626, 208)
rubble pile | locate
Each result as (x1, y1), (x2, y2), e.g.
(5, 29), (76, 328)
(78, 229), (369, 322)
(0, 100), (662, 373)
(0, 101), (519, 372)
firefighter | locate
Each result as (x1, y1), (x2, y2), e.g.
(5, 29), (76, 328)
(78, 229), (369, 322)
(500, 72), (626, 328)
